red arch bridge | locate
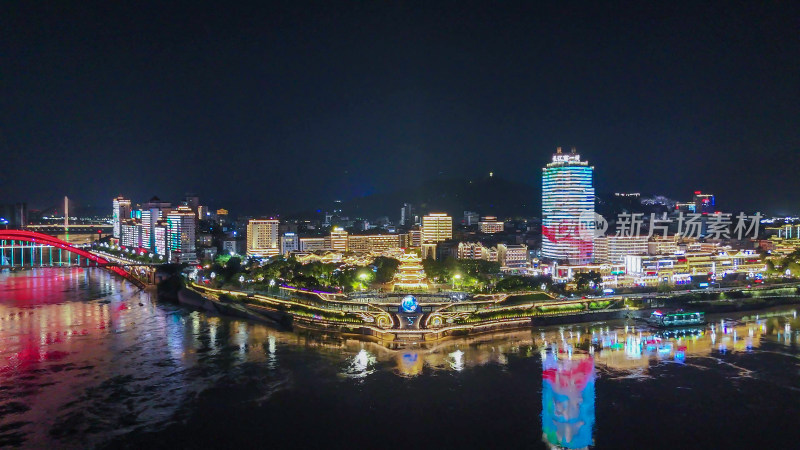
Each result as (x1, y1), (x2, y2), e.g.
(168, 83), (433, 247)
(0, 230), (149, 289)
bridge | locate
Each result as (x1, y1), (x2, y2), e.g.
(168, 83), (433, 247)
(0, 230), (147, 289)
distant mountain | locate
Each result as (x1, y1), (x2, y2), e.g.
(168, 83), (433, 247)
(333, 176), (540, 220)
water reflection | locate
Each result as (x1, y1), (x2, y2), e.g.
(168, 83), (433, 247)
(542, 348), (595, 449)
(3, 269), (800, 448)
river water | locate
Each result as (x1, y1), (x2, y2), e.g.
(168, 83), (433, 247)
(1, 268), (800, 449)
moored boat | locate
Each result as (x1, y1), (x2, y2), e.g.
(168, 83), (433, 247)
(647, 310), (705, 328)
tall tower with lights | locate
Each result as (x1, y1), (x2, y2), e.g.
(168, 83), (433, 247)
(541, 147), (595, 264)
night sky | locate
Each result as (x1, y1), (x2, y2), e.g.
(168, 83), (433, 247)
(2, 1), (798, 216)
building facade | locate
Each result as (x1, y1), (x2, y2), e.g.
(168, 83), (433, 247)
(167, 206), (197, 263)
(422, 213), (453, 243)
(594, 236), (649, 263)
(541, 147), (595, 264)
(280, 232), (300, 256)
(112, 196), (132, 238)
(479, 216), (504, 234)
(246, 219), (280, 258)
(498, 243), (528, 268)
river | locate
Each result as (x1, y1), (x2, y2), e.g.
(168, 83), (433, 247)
(1, 268), (799, 449)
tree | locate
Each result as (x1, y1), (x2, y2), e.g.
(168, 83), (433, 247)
(574, 271), (603, 291)
(494, 275), (552, 292)
(374, 256), (400, 283)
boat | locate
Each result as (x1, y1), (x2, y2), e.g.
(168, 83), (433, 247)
(647, 310), (705, 328)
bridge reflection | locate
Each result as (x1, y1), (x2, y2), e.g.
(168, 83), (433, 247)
(0, 230), (147, 288)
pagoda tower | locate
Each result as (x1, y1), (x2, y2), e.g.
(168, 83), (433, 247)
(392, 253), (429, 291)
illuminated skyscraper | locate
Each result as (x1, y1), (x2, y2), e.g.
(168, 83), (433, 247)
(112, 196), (132, 238)
(246, 219), (280, 257)
(330, 227), (349, 252)
(167, 205), (197, 263)
(541, 147), (595, 264)
(422, 213), (452, 243)
(141, 196), (172, 250)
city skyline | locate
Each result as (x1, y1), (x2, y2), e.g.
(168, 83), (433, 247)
(2, 2), (798, 215)
(3, 3), (800, 448)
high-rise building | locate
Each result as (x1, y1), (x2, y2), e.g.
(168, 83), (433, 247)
(280, 232), (300, 255)
(593, 236), (648, 263)
(167, 206), (197, 263)
(541, 147), (595, 264)
(112, 196), (132, 238)
(330, 227), (349, 252)
(464, 211), (480, 226)
(479, 216), (504, 234)
(197, 205), (209, 220)
(246, 219), (280, 257)
(153, 221), (170, 259)
(140, 196), (171, 250)
(120, 220), (141, 249)
(400, 203), (414, 226)
(422, 213), (453, 243)
(408, 230), (422, 247)
(216, 208), (229, 226)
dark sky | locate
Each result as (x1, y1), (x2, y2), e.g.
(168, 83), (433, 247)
(2, 1), (798, 216)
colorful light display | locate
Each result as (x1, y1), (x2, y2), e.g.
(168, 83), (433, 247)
(541, 147), (595, 264)
(542, 350), (595, 449)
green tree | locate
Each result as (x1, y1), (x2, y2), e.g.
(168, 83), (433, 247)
(574, 271), (603, 291)
(374, 256), (400, 283)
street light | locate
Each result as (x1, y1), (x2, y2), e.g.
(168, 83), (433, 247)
(453, 274), (461, 290)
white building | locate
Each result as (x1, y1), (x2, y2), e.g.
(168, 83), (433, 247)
(594, 236), (649, 263)
(246, 219), (280, 258)
(498, 243), (528, 268)
(280, 232), (300, 256)
(167, 206), (197, 263)
(541, 147), (595, 264)
(112, 196), (131, 239)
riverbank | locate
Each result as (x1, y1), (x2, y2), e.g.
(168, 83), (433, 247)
(167, 281), (800, 345)
(176, 288), (287, 328)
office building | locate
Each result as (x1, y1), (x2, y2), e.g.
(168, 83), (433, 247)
(140, 196), (171, 251)
(458, 242), (491, 260)
(299, 237), (328, 252)
(197, 205), (210, 220)
(498, 243), (528, 268)
(400, 203), (415, 226)
(330, 227), (349, 252)
(464, 211), (480, 226)
(120, 220), (141, 249)
(280, 232), (300, 256)
(216, 208), (229, 226)
(112, 196), (132, 238)
(348, 234), (404, 253)
(153, 222), (170, 258)
(541, 147), (595, 264)
(408, 230), (422, 247)
(246, 219), (280, 258)
(479, 216), (504, 234)
(167, 206), (197, 263)
(594, 236), (649, 263)
(422, 213), (453, 243)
